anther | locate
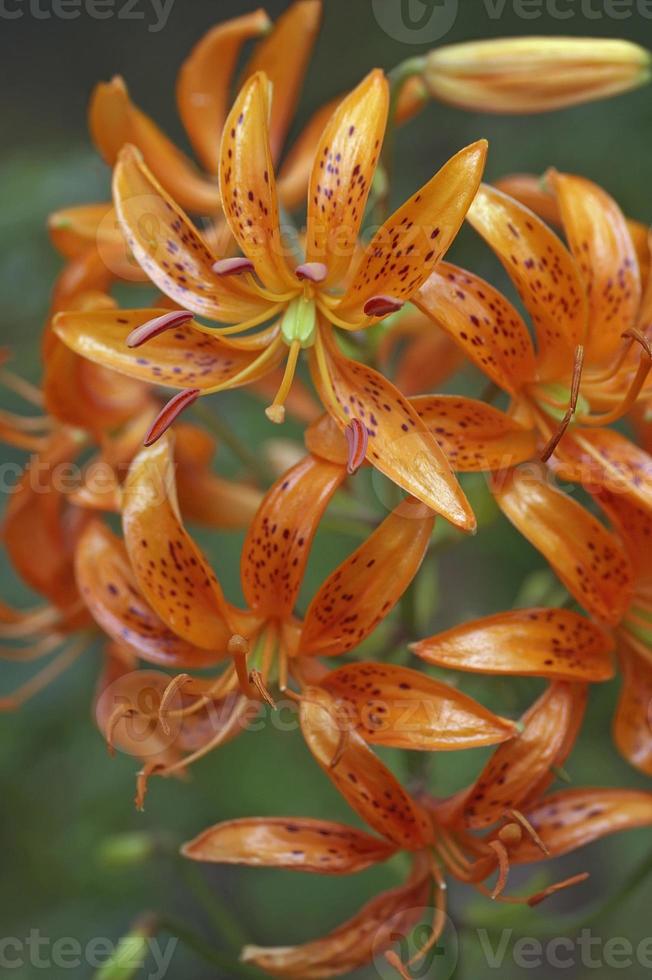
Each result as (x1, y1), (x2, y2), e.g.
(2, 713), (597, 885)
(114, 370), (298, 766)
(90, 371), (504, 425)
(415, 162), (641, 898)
(540, 343), (584, 462)
(295, 262), (327, 283)
(344, 418), (368, 474)
(212, 257), (255, 276)
(363, 295), (404, 317)
(144, 389), (201, 446)
(126, 310), (194, 348)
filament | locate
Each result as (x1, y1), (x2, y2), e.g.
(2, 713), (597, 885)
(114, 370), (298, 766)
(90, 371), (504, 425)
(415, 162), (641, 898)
(540, 344), (584, 462)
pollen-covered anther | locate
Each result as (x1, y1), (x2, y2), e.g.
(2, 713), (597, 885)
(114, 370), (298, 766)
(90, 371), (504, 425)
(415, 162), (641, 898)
(227, 635), (250, 658)
(126, 310), (194, 348)
(212, 257), (256, 276)
(295, 261), (328, 283)
(497, 822), (523, 846)
(344, 418), (368, 474)
(363, 295), (404, 317)
(144, 389), (201, 447)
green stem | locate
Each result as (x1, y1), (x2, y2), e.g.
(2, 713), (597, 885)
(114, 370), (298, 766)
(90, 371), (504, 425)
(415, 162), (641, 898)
(192, 402), (272, 487)
(156, 916), (259, 979)
(179, 861), (249, 950)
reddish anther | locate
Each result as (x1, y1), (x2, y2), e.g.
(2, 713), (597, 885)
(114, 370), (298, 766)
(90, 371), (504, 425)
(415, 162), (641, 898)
(144, 389), (201, 446)
(344, 418), (368, 474)
(363, 295), (404, 317)
(212, 257), (256, 276)
(126, 310), (194, 348)
(295, 262), (328, 283)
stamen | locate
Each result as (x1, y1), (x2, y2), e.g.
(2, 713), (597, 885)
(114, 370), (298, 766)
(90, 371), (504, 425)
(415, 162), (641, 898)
(364, 295), (404, 317)
(212, 257), (255, 276)
(126, 310), (194, 348)
(329, 727), (349, 768)
(384, 951), (411, 979)
(406, 857), (447, 968)
(105, 703), (133, 757)
(527, 871), (590, 907)
(250, 669), (276, 708)
(578, 332), (652, 426)
(0, 635), (87, 711)
(159, 673), (191, 736)
(508, 809), (550, 856)
(497, 822), (523, 847)
(344, 418), (368, 474)
(265, 340), (301, 424)
(0, 365), (44, 405)
(540, 344), (584, 462)
(488, 839), (510, 899)
(295, 262), (328, 283)
(144, 389), (201, 446)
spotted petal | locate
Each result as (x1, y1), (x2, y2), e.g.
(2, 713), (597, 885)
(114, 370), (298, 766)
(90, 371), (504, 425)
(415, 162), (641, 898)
(414, 608), (614, 682)
(113, 146), (269, 322)
(241, 455), (346, 616)
(90, 77), (221, 213)
(277, 99), (339, 211)
(306, 69), (389, 286)
(467, 184), (588, 382)
(613, 642), (652, 776)
(338, 140), (487, 316)
(321, 662), (517, 750)
(414, 262), (536, 395)
(300, 686), (433, 849)
(176, 8), (271, 174)
(182, 816), (395, 874)
(492, 466), (633, 625)
(549, 170), (640, 366)
(555, 427), (652, 516)
(54, 307), (282, 391)
(300, 499), (434, 656)
(122, 437), (234, 649)
(313, 329), (475, 530)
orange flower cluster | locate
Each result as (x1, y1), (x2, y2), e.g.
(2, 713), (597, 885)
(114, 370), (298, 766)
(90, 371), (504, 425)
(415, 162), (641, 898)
(3, 3), (652, 976)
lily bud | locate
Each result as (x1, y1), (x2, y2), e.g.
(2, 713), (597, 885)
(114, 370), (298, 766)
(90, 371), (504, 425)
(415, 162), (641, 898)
(423, 37), (651, 114)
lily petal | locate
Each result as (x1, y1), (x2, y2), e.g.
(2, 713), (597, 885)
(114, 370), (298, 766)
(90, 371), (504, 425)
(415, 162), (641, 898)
(594, 487), (652, 588)
(113, 146), (269, 321)
(467, 184), (588, 382)
(242, 869), (430, 979)
(613, 642), (652, 776)
(493, 173), (561, 227)
(306, 69), (389, 286)
(300, 499), (434, 656)
(76, 522), (222, 668)
(243, 0), (323, 163)
(414, 262), (536, 396)
(413, 395), (537, 471)
(492, 466), (633, 625)
(53, 307), (282, 390)
(549, 170), (640, 365)
(300, 686), (433, 848)
(219, 72), (294, 291)
(176, 8), (271, 174)
(241, 454), (346, 617)
(277, 99), (340, 211)
(182, 816), (395, 873)
(122, 437), (234, 649)
(441, 683), (587, 829)
(414, 608), (614, 682)
(313, 329), (475, 530)
(304, 412), (349, 465)
(321, 662), (517, 750)
(339, 140), (487, 315)
(555, 427), (652, 516)
(509, 788), (652, 863)
(90, 77), (221, 213)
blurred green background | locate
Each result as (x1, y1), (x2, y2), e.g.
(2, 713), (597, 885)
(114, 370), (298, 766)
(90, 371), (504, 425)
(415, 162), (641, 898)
(1, 0), (652, 977)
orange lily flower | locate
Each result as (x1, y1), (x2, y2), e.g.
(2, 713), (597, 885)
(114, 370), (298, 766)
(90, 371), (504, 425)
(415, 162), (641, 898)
(413, 174), (652, 512)
(78, 435), (515, 803)
(182, 682), (652, 978)
(54, 67), (486, 527)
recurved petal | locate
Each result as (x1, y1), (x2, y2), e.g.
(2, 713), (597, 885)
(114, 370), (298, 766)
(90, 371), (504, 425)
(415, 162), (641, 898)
(414, 262), (536, 396)
(613, 642), (652, 776)
(53, 307), (282, 391)
(182, 816), (395, 873)
(243, 0), (323, 163)
(176, 8), (272, 174)
(241, 869), (430, 979)
(508, 788), (652, 863)
(549, 170), (640, 366)
(241, 455), (346, 616)
(595, 487), (652, 588)
(113, 146), (270, 321)
(467, 184), (588, 382)
(338, 140), (487, 315)
(441, 682), (586, 829)
(492, 466), (633, 625)
(304, 413), (349, 465)
(555, 427), (652, 516)
(300, 687), (433, 849)
(219, 73), (294, 291)
(277, 99), (339, 211)
(493, 173), (561, 227)
(76, 522), (223, 668)
(90, 77), (221, 214)
(306, 70), (389, 286)
(313, 330), (475, 530)
(48, 202), (115, 258)
(300, 499), (434, 656)
(413, 608), (614, 682)
(413, 395), (536, 472)
(122, 437), (234, 649)
(321, 662), (517, 750)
